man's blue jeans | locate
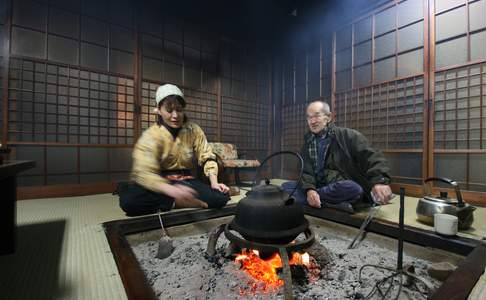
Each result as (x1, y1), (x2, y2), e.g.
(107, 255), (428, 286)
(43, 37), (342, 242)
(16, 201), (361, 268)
(281, 180), (363, 206)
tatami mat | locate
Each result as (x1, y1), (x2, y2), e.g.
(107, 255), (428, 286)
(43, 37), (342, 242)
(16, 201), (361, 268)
(1, 182), (485, 300)
(0, 189), (248, 300)
(1, 194), (129, 300)
(359, 196), (486, 241)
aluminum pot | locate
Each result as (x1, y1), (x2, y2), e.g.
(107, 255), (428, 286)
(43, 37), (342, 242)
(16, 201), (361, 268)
(416, 177), (475, 230)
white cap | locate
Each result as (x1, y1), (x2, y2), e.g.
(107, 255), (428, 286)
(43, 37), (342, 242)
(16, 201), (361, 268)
(155, 84), (185, 106)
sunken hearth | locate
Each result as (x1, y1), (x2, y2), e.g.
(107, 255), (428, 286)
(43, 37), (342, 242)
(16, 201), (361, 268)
(133, 221), (439, 299)
(104, 206), (486, 300)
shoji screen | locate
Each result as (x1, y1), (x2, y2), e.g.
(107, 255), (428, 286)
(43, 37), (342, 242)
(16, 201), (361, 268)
(220, 42), (271, 161)
(433, 0), (486, 193)
(331, 0), (486, 201)
(279, 37), (333, 177)
(333, 0), (425, 186)
(8, 0), (135, 188)
(3, 0), (273, 197)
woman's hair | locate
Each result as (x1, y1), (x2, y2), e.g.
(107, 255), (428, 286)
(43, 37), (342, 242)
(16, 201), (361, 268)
(157, 95), (188, 125)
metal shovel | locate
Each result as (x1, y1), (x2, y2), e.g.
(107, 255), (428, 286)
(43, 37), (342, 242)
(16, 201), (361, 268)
(156, 210), (174, 259)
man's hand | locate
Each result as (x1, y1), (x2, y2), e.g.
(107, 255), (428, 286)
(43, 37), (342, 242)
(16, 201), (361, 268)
(306, 189), (321, 208)
(169, 184), (208, 208)
(211, 182), (230, 193)
(371, 184), (393, 204)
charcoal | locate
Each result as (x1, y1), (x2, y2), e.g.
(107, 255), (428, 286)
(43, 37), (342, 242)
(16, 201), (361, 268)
(338, 269), (346, 281)
(224, 243), (240, 258)
(306, 241), (332, 267)
(290, 265), (307, 286)
(131, 228), (444, 300)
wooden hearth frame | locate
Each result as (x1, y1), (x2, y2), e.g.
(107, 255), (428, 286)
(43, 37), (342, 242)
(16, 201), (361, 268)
(103, 205), (486, 300)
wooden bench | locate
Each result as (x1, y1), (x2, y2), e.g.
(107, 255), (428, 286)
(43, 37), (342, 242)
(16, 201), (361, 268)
(209, 143), (260, 186)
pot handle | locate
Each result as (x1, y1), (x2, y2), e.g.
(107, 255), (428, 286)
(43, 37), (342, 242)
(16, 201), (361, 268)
(252, 151), (304, 202)
(424, 177), (465, 207)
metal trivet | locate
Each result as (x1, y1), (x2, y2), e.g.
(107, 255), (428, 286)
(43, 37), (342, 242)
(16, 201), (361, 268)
(358, 187), (435, 300)
(206, 223), (315, 300)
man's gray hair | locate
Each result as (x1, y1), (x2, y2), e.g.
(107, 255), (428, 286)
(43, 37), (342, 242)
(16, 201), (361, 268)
(308, 101), (331, 115)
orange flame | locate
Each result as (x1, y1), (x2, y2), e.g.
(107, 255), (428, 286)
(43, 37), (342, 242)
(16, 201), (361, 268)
(234, 249), (316, 294)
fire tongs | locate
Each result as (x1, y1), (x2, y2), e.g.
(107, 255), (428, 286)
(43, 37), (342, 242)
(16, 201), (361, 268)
(358, 188), (435, 299)
(347, 192), (387, 249)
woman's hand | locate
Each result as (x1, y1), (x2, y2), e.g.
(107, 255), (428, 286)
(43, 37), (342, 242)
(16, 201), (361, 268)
(211, 182), (230, 193)
(208, 174), (229, 193)
(165, 183), (208, 208)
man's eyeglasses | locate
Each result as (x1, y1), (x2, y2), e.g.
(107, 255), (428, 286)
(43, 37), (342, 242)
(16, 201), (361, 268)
(306, 113), (325, 121)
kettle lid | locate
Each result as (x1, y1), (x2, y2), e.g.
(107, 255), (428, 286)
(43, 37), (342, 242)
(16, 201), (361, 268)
(247, 181), (287, 200)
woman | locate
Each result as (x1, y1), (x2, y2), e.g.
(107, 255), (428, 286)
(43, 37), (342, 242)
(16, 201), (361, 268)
(119, 84), (230, 216)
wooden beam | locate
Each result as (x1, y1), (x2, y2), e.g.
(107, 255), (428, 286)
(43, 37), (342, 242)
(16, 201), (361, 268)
(133, 1), (142, 142)
(8, 141), (133, 148)
(431, 244), (486, 300)
(382, 149), (423, 153)
(1, 0), (12, 147)
(331, 31), (336, 113)
(104, 221), (157, 300)
(391, 183), (486, 207)
(434, 149), (486, 154)
(423, 0), (432, 181)
(216, 67), (222, 142)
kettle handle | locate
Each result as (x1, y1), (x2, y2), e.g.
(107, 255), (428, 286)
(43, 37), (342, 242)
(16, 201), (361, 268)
(424, 177), (457, 186)
(424, 177), (465, 207)
(252, 151), (304, 202)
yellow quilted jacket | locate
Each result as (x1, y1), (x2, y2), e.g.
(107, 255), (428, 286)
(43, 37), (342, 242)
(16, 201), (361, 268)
(131, 122), (218, 192)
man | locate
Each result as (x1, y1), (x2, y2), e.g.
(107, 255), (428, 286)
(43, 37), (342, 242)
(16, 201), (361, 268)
(282, 101), (393, 211)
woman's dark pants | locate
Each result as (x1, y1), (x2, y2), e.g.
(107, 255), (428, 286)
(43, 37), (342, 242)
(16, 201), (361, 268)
(118, 179), (230, 216)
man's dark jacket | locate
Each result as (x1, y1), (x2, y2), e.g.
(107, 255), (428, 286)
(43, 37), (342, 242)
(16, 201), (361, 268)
(300, 123), (391, 203)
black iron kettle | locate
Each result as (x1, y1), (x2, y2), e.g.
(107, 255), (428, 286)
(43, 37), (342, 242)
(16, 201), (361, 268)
(416, 177), (476, 230)
(230, 151), (308, 244)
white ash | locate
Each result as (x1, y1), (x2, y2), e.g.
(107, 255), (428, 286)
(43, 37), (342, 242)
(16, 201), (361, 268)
(132, 225), (442, 300)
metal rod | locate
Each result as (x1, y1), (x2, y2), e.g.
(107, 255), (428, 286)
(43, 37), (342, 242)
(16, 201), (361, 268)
(205, 224), (225, 257)
(278, 247), (293, 300)
(397, 187), (405, 271)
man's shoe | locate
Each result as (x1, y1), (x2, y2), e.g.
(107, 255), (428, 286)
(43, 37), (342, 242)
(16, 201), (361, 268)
(229, 186), (240, 196)
(352, 201), (374, 212)
(322, 201), (355, 214)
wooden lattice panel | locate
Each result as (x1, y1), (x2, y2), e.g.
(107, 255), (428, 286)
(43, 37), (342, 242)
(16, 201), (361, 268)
(281, 103), (307, 152)
(140, 81), (158, 131)
(221, 95), (269, 159)
(184, 89), (218, 141)
(335, 75), (424, 150)
(8, 58), (134, 144)
(140, 81), (218, 141)
(435, 62), (486, 149)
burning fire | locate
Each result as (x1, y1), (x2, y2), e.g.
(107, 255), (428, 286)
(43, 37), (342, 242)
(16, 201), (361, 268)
(234, 249), (319, 294)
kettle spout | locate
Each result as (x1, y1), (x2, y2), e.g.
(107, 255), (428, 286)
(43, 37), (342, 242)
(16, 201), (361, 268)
(465, 205), (476, 212)
(285, 197), (295, 206)
(457, 204), (476, 230)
